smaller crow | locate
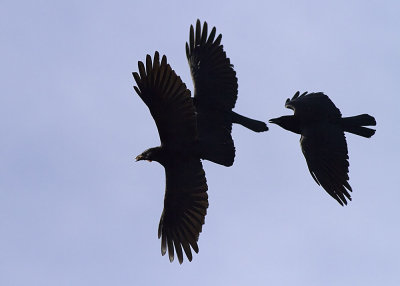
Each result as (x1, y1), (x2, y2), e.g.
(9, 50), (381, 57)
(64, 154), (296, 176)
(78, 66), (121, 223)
(269, 91), (376, 205)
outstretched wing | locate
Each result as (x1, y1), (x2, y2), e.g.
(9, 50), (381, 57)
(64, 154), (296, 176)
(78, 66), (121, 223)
(186, 19), (236, 166)
(186, 19), (238, 109)
(159, 158), (208, 264)
(285, 91), (342, 120)
(300, 123), (352, 205)
(133, 51), (197, 148)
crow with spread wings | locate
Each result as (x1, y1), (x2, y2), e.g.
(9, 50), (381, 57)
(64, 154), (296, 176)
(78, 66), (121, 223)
(132, 20), (268, 264)
(269, 91), (376, 206)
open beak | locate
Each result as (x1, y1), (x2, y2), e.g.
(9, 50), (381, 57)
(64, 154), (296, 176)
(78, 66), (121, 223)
(268, 118), (280, 124)
(135, 155), (152, 162)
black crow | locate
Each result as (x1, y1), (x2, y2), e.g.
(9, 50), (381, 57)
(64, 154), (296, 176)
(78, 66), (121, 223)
(134, 52), (208, 264)
(133, 20), (267, 263)
(186, 20), (268, 167)
(269, 91), (376, 205)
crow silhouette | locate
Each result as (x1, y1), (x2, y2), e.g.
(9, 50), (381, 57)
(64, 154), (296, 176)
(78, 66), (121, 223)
(269, 91), (376, 205)
(133, 20), (267, 263)
(186, 20), (268, 166)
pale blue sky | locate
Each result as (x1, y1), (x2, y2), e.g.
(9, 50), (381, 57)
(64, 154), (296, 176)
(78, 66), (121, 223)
(1, 0), (399, 285)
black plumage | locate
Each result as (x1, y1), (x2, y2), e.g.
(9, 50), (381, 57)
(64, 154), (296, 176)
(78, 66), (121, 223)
(186, 20), (268, 166)
(269, 91), (376, 205)
(133, 20), (267, 263)
(134, 53), (207, 264)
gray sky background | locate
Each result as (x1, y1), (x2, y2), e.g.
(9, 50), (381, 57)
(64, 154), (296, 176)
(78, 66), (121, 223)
(1, 0), (399, 285)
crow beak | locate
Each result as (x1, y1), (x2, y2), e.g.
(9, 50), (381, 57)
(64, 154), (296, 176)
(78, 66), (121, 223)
(268, 118), (280, 124)
(135, 155), (152, 162)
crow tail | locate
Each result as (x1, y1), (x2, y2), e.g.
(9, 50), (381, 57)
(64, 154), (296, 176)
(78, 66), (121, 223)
(340, 114), (376, 138)
(230, 111), (268, 132)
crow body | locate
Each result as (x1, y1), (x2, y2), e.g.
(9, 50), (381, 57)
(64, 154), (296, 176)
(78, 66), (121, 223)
(269, 91), (376, 205)
(133, 20), (268, 263)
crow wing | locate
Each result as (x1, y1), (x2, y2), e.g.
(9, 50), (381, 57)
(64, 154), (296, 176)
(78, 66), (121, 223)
(133, 51), (197, 149)
(186, 19), (238, 109)
(186, 20), (236, 166)
(300, 123), (352, 205)
(285, 91), (342, 120)
(159, 158), (208, 264)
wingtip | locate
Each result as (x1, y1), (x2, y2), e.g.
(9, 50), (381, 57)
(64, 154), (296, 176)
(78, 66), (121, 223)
(146, 54), (152, 71)
(161, 54), (167, 66)
(185, 42), (190, 58)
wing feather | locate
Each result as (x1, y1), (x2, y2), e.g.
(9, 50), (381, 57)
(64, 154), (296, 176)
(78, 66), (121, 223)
(133, 52), (197, 148)
(187, 19), (238, 110)
(301, 124), (352, 205)
(158, 158), (208, 263)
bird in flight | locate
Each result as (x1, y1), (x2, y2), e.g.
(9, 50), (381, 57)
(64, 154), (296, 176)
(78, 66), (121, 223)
(133, 20), (268, 263)
(186, 20), (268, 167)
(269, 91), (376, 205)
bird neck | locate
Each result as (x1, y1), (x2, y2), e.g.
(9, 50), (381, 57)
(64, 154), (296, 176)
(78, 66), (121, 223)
(147, 146), (167, 165)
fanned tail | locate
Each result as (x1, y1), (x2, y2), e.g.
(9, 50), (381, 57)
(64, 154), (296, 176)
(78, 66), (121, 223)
(340, 114), (376, 138)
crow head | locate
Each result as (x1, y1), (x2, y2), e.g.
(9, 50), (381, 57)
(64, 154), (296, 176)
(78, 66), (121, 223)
(136, 147), (165, 164)
(269, 115), (301, 134)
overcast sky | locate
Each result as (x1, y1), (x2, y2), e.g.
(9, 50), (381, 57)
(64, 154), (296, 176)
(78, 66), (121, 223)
(1, 0), (399, 285)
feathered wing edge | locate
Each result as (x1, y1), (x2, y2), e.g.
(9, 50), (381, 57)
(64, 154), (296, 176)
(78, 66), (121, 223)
(185, 19), (237, 110)
(185, 19), (221, 61)
(132, 51), (198, 147)
(158, 159), (209, 264)
(301, 131), (352, 206)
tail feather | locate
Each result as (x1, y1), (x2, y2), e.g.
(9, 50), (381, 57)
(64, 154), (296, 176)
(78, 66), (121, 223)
(230, 111), (268, 132)
(340, 114), (376, 138)
(343, 126), (376, 138)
